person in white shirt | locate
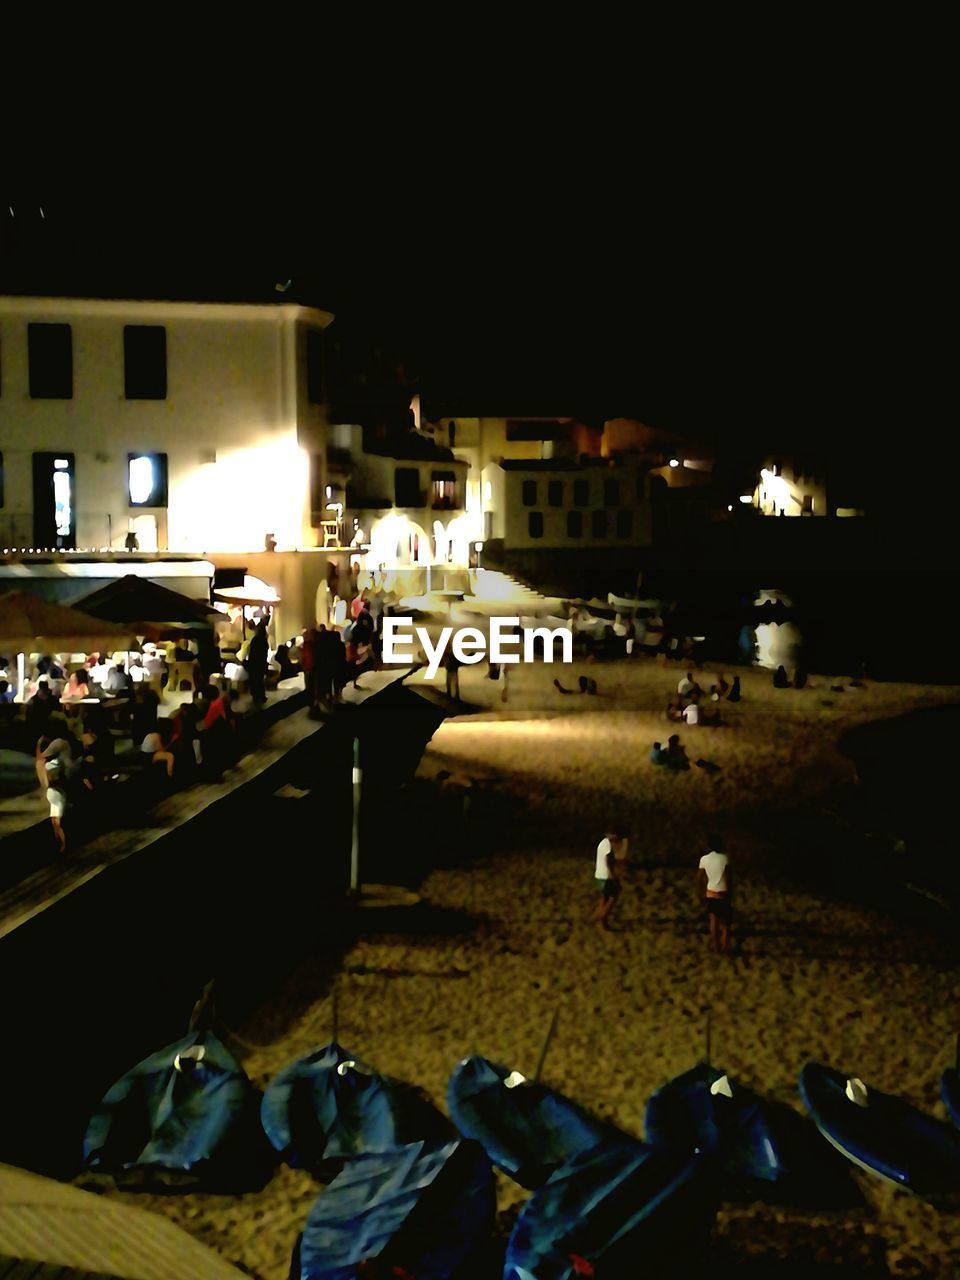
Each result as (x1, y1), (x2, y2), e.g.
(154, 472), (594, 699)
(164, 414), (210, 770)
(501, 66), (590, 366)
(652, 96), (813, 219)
(698, 839), (732, 953)
(594, 829), (627, 931)
(677, 672), (695, 697)
(683, 699), (700, 726)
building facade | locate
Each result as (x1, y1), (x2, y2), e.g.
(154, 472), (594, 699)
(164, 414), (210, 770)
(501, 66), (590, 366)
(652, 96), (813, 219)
(0, 295), (333, 555)
(482, 457), (653, 550)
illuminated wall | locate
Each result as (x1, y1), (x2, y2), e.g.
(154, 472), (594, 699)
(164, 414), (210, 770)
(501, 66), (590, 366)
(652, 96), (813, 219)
(751, 458), (826, 517)
(0, 296), (332, 553)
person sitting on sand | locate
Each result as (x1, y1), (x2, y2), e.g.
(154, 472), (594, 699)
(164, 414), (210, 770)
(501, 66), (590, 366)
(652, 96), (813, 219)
(677, 671), (697, 698)
(698, 837), (732, 953)
(594, 829), (626, 931)
(773, 664), (790, 688)
(683, 695), (701, 727)
(649, 741), (667, 766)
(666, 696), (685, 722)
(711, 674), (730, 701)
(663, 734), (690, 771)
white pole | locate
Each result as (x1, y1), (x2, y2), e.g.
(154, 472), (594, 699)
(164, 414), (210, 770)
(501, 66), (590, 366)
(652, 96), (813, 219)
(15, 651), (26, 703)
(350, 737), (361, 895)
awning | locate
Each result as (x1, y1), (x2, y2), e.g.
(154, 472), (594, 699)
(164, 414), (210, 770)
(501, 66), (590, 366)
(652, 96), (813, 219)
(213, 575), (281, 608)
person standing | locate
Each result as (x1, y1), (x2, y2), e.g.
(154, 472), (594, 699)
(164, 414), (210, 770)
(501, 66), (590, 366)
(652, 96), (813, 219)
(594, 829), (626, 931)
(247, 617), (269, 705)
(698, 838), (732, 953)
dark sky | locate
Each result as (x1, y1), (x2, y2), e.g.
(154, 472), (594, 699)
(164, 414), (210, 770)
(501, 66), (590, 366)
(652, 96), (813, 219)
(0, 194), (948, 500)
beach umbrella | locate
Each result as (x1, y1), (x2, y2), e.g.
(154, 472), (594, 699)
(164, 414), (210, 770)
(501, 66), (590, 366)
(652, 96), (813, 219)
(0, 591), (133, 655)
(75, 574), (219, 639)
(0, 1160), (247, 1279)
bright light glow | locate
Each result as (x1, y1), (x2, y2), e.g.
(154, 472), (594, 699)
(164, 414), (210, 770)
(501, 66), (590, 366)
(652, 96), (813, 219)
(173, 438), (310, 551)
(739, 494), (753, 505)
(484, 481), (492, 501)
(128, 455), (155, 505)
(475, 541), (483, 552)
(669, 458), (680, 468)
(757, 468), (794, 515)
(727, 504), (733, 512)
(325, 485), (332, 499)
(54, 458), (68, 470)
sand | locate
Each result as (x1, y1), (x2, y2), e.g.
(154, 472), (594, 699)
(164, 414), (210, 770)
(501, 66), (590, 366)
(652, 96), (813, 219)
(88, 658), (960, 1277)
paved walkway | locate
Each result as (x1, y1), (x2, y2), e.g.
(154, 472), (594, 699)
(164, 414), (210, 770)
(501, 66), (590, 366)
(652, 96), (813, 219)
(0, 690), (322, 943)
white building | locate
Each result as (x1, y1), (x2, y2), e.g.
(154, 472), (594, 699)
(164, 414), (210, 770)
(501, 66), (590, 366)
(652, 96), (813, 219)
(0, 295), (333, 555)
(326, 423), (472, 571)
(482, 457), (653, 549)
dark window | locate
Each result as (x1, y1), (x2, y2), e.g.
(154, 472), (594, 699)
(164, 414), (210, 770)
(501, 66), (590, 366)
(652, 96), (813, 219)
(306, 329), (324, 404)
(0, 451), (4, 507)
(616, 508), (632, 538)
(395, 467), (421, 507)
(567, 509), (582, 538)
(522, 479), (538, 506)
(448, 420), (457, 447)
(124, 326), (167, 399)
(528, 511), (544, 538)
(28, 323), (72, 399)
(604, 478), (620, 506)
(591, 509), (607, 538)
(573, 479), (589, 506)
(128, 453), (168, 507)
(548, 479), (563, 507)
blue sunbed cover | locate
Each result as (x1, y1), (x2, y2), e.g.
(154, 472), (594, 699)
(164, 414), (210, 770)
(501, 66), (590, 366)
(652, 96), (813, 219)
(800, 1062), (960, 1194)
(941, 1068), (960, 1129)
(447, 1056), (609, 1189)
(504, 1140), (714, 1280)
(262, 1041), (440, 1169)
(298, 1138), (495, 1280)
(645, 1062), (788, 1182)
(83, 1030), (256, 1180)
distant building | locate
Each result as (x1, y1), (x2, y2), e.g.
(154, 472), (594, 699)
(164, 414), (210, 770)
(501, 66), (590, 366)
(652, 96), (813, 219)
(749, 457), (828, 517)
(482, 457), (652, 550)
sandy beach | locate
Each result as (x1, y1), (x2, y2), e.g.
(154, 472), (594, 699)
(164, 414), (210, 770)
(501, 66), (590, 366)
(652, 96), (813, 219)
(85, 658), (960, 1277)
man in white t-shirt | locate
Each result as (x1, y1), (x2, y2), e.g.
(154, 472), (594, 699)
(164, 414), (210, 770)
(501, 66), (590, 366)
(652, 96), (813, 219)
(683, 699), (701, 726)
(594, 829), (627, 931)
(677, 672), (695, 697)
(698, 839), (731, 953)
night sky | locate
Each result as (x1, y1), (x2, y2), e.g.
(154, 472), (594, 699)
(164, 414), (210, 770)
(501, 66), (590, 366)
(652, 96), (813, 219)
(0, 196), (949, 527)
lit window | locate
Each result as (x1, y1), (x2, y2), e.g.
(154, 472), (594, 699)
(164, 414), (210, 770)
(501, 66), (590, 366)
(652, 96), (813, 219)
(54, 458), (69, 470)
(128, 453), (168, 506)
(53, 470), (71, 537)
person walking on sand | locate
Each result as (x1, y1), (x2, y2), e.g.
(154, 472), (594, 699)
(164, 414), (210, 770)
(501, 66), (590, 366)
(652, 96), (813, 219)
(698, 837), (732, 953)
(594, 829), (626, 931)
